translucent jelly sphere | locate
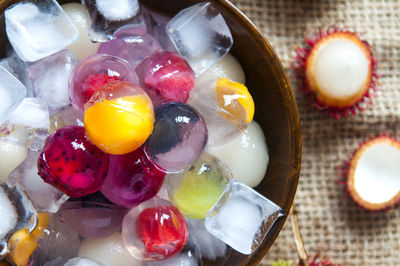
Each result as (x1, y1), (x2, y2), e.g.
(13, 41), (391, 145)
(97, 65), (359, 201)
(136, 51), (195, 106)
(84, 81), (154, 155)
(98, 33), (162, 69)
(144, 102), (207, 172)
(69, 53), (139, 110)
(122, 197), (189, 261)
(101, 147), (165, 208)
(38, 126), (109, 198)
(166, 153), (231, 218)
(60, 192), (128, 239)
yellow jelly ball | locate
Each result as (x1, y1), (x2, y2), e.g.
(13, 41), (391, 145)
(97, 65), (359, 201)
(7, 228), (38, 266)
(215, 78), (255, 124)
(84, 95), (154, 155)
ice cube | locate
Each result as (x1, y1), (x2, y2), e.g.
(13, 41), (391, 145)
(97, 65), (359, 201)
(27, 50), (79, 112)
(82, 0), (145, 42)
(0, 66), (26, 125)
(0, 186), (18, 240)
(0, 98), (50, 151)
(0, 53), (33, 96)
(50, 105), (84, 132)
(0, 183), (37, 241)
(186, 218), (229, 261)
(7, 152), (68, 213)
(204, 180), (283, 255)
(64, 257), (104, 266)
(166, 2), (233, 75)
(5, 0), (78, 62)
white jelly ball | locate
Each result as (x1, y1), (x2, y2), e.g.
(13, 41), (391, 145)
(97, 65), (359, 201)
(314, 38), (369, 98)
(0, 141), (28, 182)
(78, 232), (144, 266)
(62, 3), (100, 60)
(197, 53), (245, 84)
(206, 121), (269, 187)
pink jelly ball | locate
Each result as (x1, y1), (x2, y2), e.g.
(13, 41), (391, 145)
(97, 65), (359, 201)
(100, 147), (165, 208)
(37, 126), (109, 197)
(122, 197), (189, 261)
(136, 51), (195, 106)
(69, 54), (139, 110)
(98, 33), (162, 69)
(60, 192), (127, 239)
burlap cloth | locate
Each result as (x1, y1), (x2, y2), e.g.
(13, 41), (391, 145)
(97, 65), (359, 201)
(229, 0), (400, 265)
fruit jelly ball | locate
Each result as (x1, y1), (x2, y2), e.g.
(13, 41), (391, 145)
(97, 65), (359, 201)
(37, 126), (109, 198)
(145, 102), (207, 172)
(101, 147), (165, 208)
(84, 81), (154, 155)
(69, 53), (138, 110)
(60, 192), (127, 239)
(122, 197), (189, 261)
(136, 51), (195, 106)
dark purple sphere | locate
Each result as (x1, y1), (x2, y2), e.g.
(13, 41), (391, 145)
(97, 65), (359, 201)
(100, 147), (165, 208)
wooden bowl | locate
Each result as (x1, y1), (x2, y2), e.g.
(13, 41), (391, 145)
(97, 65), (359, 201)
(0, 0), (301, 265)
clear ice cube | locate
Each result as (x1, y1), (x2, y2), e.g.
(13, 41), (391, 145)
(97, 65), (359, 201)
(50, 105), (84, 132)
(7, 151), (68, 213)
(0, 98), (50, 151)
(166, 2), (233, 75)
(204, 180), (283, 255)
(27, 50), (79, 112)
(83, 0), (145, 42)
(5, 0), (78, 62)
(0, 66), (26, 125)
(0, 53), (33, 96)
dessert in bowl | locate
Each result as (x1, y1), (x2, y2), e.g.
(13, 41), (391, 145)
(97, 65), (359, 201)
(0, 0), (301, 265)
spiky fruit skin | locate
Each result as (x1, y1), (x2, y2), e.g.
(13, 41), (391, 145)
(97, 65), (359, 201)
(135, 206), (189, 260)
(137, 51), (195, 105)
(294, 28), (379, 118)
(38, 126), (109, 198)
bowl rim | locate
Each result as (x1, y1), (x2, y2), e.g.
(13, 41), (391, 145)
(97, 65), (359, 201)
(211, 0), (302, 264)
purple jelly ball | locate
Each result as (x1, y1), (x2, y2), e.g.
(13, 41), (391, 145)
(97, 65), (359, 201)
(98, 33), (162, 69)
(69, 53), (139, 110)
(60, 192), (127, 239)
(144, 102), (208, 172)
(100, 147), (165, 208)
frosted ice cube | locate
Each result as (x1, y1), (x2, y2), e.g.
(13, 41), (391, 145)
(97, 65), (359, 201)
(166, 2), (233, 75)
(28, 50), (79, 112)
(187, 218), (229, 261)
(64, 257), (104, 266)
(83, 0), (145, 42)
(0, 66), (26, 125)
(0, 186), (18, 240)
(0, 53), (33, 96)
(0, 98), (50, 151)
(5, 0), (78, 62)
(0, 183), (37, 241)
(204, 180), (283, 255)
(8, 152), (68, 213)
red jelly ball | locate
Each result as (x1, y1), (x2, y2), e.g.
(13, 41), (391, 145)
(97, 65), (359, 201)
(100, 147), (165, 208)
(122, 197), (189, 261)
(136, 51), (195, 106)
(80, 73), (120, 105)
(38, 126), (109, 197)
